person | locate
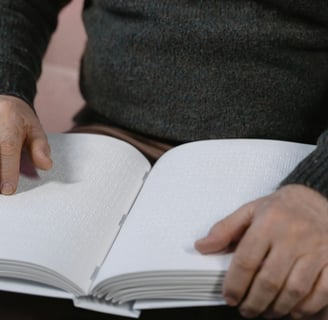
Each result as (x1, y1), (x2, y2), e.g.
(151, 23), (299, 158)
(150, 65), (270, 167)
(0, 1), (328, 319)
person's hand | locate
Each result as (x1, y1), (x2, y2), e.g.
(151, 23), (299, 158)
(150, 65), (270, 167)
(0, 95), (52, 195)
(301, 306), (328, 320)
(195, 184), (328, 319)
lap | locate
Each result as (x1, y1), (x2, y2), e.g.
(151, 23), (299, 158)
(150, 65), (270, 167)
(0, 292), (273, 320)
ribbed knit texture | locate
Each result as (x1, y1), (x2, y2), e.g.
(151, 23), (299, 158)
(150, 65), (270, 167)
(0, 0), (68, 105)
(0, 0), (328, 198)
(79, 1), (328, 143)
(281, 134), (328, 198)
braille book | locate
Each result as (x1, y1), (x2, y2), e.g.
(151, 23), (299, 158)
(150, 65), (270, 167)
(0, 133), (314, 317)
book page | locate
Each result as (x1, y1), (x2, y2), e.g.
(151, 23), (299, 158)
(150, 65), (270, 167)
(93, 139), (314, 287)
(0, 278), (73, 299)
(0, 133), (150, 294)
(134, 298), (224, 310)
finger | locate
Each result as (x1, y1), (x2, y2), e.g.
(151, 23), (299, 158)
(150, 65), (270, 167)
(27, 126), (52, 170)
(223, 223), (270, 307)
(267, 254), (322, 318)
(291, 267), (328, 319)
(20, 147), (39, 178)
(0, 130), (24, 194)
(195, 203), (254, 254)
(239, 247), (296, 318)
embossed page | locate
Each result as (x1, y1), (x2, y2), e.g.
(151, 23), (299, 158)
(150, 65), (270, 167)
(0, 133), (150, 294)
(93, 139), (314, 287)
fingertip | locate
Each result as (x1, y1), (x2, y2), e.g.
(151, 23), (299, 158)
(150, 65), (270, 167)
(29, 142), (52, 170)
(290, 312), (303, 319)
(27, 128), (52, 170)
(0, 182), (16, 195)
(35, 150), (53, 170)
(194, 238), (208, 253)
(194, 235), (222, 254)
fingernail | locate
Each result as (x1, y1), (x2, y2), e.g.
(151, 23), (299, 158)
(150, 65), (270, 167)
(197, 233), (210, 241)
(1, 183), (14, 195)
(41, 149), (50, 159)
(194, 237), (210, 249)
(195, 238), (206, 245)
(39, 150), (53, 168)
(240, 309), (256, 319)
(224, 295), (238, 306)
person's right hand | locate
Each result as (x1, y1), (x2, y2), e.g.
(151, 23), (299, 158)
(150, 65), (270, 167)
(0, 95), (52, 195)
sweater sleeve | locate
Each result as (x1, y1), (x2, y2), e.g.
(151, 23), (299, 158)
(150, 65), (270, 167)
(0, 0), (71, 106)
(280, 129), (328, 198)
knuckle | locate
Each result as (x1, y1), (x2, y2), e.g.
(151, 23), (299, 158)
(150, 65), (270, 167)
(295, 306), (313, 317)
(256, 208), (281, 230)
(233, 256), (258, 272)
(262, 207), (282, 223)
(0, 100), (27, 127)
(289, 220), (310, 237)
(271, 301), (293, 316)
(224, 286), (241, 300)
(319, 285), (328, 297)
(0, 102), (20, 122)
(0, 100), (15, 112)
(224, 285), (244, 303)
(285, 283), (307, 299)
(257, 275), (280, 294)
(293, 303), (318, 318)
(317, 277), (328, 296)
(242, 301), (266, 316)
(240, 307), (260, 318)
(0, 138), (19, 155)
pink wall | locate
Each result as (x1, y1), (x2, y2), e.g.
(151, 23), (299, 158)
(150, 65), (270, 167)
(34, 0), (87, 133)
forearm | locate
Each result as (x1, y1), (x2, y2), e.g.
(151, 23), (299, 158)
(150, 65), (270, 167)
(0, 0), (71, 106)
(280, 129), (328, 198)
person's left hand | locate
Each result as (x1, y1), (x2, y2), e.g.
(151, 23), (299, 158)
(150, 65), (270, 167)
(195, 184), (328, 319)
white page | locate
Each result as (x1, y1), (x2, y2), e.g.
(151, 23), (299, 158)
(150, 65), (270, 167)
(0, 278), (72, 299)
(93, 139), (314, 289)
(134, 299), (224, 310)
(0, 133), (150, 294)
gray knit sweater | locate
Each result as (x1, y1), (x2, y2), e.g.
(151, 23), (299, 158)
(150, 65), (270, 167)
(0, 0), (328, 197)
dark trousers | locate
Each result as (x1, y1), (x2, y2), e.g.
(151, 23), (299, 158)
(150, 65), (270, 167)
(0, 291), (275, 320)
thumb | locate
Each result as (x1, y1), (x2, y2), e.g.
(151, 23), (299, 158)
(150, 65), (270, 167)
(27, 124), (53, 171)
(194, 202), (254, 254)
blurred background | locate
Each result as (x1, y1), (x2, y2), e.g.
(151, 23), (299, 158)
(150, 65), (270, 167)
(34, 0), (86, 133)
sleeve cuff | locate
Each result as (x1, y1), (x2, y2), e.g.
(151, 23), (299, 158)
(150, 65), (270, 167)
(0, 61), (37, 107)
(280, 132), (328, 199)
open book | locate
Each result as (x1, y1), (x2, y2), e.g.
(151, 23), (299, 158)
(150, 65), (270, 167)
(0, 133), (315, 317)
